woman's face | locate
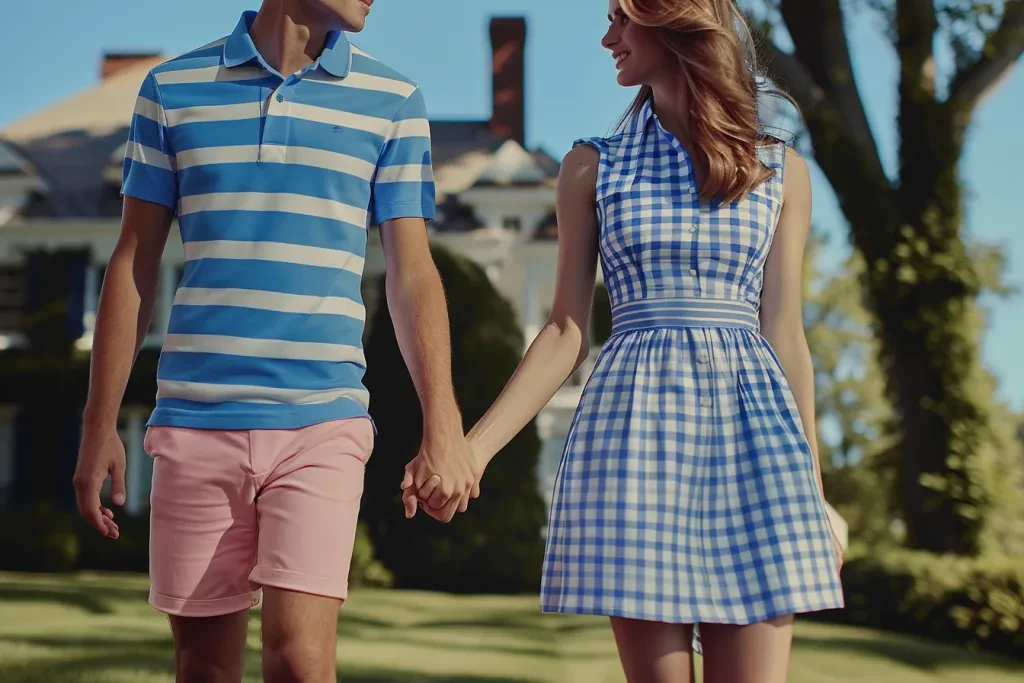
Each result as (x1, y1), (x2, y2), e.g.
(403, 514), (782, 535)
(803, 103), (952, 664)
(602, 0), (674, 88)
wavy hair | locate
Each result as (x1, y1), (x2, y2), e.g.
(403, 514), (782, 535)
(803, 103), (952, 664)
(617, 0), (795, 203)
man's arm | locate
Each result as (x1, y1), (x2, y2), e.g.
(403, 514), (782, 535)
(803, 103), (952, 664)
(74, 69), (178, 537)
(73, 197), (173, 537)
(380, 218), (476, 522)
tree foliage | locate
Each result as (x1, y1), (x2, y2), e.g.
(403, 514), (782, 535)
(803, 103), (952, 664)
(361, 245), (546, 593)
(802, 234), (898, 551)
(745, 0), (1024, 554)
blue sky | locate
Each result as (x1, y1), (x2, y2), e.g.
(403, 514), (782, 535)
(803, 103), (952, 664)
(3, 1), (1022, 407)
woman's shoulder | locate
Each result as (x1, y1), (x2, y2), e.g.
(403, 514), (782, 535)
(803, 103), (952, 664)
(572, 128), (636, 163)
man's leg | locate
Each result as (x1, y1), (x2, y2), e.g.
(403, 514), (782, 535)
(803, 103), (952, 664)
(249, 417), (374, 683)
(147, 426), (261, 683)
(262, 588), (341, 683)
(170, 612), (250, 683)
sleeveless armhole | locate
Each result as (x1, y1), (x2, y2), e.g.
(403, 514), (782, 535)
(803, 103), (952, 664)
(572, 137), (606, 169)
(572, 137), (610, 201)
(776, 141), (788, 187)
(573, 137), (604, 153)
(571, 138), (609, 226)
(760, 141), (789, 251)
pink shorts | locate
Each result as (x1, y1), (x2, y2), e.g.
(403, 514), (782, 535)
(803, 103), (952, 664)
(144, 417), (373, 617)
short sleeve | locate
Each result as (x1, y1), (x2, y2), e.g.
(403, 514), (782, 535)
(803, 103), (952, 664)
(370, 88), (435, 225)
(121, 72), (178, 210)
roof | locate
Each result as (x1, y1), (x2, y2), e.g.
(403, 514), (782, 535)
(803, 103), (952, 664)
(0, 56), (559, 223)
(1, 57), (162, 218)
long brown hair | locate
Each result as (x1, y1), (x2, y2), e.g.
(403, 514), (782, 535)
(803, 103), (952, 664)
(617, 0), (796, 203)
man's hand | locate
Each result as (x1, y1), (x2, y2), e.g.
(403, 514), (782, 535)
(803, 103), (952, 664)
(73, 427), (126, 539)
(401, 428), (481, 523)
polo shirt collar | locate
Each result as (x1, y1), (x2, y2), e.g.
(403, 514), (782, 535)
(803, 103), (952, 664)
(223, 11), (261, 68)
(317, 31), (353, 77)
(222, 10), (352, 77)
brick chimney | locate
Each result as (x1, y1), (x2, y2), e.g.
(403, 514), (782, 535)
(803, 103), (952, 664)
(101, 52), (160, 80)
(489, 17), (527, 146)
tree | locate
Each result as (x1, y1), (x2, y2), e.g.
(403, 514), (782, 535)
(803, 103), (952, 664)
(747, 0), (1024, 554)
(802, 234), (898, 550)
(361, 245), (546, 594)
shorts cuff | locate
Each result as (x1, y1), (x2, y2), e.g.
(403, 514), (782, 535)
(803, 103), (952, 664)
(149, 589), (262, 617)
(250, 566), (349, 602)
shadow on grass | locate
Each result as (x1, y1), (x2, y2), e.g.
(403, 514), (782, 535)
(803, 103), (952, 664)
(338, 666), (536, 683)
(0, 582), (148, 615)
(793, 634), (1024, 673)
(0, 634), (264, 683)
(0, 641), (173, 683)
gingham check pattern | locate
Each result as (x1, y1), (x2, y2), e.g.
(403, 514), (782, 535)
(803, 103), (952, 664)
(541, 100), (845, 625)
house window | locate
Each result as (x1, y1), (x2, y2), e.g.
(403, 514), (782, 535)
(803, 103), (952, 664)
(0, 406), (16, 508)
(502, 216), (522, 232)
(0, 264), (27, 349)
(114, 408), (152, 517)
(81, 262), (178, 350)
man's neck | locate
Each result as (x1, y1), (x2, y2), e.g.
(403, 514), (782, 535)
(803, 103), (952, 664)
(250, 0), (332, 76)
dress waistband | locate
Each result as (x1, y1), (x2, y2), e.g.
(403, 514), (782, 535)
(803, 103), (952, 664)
(611, 297), (760, 334)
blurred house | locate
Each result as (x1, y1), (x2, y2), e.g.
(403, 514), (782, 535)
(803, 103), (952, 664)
(0, 18), (585, 516)
(0, 17), (847, 546)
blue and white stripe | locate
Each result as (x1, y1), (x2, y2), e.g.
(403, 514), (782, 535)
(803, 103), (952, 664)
(611, 297), (761, 334)
(122, 12), (434, 429)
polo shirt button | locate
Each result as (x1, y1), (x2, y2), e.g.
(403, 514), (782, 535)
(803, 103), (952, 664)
(276, 93), (285, 103)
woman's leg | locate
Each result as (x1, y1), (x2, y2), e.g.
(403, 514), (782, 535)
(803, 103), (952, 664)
(610, 617), (695, 683)
(699, 615), (794, 683)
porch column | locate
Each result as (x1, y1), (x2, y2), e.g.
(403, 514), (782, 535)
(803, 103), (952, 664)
(124, 411), (147, 516)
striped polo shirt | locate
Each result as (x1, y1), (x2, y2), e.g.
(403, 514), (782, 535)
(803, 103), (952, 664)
(122, 11), (434, 430)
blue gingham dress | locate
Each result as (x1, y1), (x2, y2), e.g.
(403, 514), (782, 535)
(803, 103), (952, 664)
(541, 100), (845, 629)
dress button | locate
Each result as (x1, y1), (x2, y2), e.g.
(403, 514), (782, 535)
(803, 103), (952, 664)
(700, 397), (712, 407)
(276, 93), (285, 102)
(689, 227), (697, 233)
(689, 268), (698, 276)
(696, 351), (709, 364)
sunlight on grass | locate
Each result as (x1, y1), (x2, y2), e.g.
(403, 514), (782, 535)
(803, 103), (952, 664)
(1, 573), (1022, 682)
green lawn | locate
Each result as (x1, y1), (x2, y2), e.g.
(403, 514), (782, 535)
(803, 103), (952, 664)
(1, 573), (1022, 682)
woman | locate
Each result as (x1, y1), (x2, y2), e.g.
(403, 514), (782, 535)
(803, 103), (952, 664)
(461, 1), (844, 680)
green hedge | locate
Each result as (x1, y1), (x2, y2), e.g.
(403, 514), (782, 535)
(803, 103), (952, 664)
(361, 246), (546, 594)
(0, 503), (81, 573)
(838, 550), (1024, 657)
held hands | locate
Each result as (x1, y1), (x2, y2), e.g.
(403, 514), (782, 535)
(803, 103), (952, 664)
(401, 428), (484, 523)
(72, 426), (126, 539)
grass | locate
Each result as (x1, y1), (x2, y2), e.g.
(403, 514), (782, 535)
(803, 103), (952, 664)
(1, 573), (1023, 682)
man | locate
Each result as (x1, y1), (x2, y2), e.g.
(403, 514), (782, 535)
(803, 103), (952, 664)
(72, 1), (478, 680)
